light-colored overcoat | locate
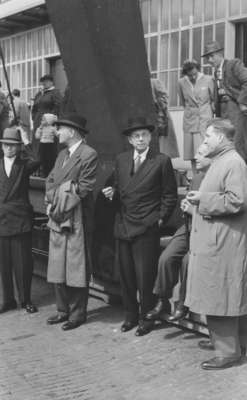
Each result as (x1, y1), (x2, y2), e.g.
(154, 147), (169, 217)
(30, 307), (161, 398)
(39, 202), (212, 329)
(178, 73), (214, 135)
(185, 145), (247, 316)
(45, 142), (98, 287)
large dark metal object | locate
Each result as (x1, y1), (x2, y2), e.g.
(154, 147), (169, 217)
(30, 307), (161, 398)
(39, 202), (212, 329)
(45, 0), (155, 156)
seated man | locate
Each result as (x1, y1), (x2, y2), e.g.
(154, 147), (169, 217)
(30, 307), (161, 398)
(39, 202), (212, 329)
(146, 144), (211, 322)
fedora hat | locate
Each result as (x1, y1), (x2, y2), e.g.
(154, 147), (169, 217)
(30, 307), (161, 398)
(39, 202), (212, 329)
(55, 113), (89, 135)
(122, 116), (155, 136)
(0, 127), (22, 144)
(201, 41), (224, 57)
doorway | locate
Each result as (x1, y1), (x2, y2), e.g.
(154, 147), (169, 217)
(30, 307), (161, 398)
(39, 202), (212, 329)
(235, 22), (247, 66)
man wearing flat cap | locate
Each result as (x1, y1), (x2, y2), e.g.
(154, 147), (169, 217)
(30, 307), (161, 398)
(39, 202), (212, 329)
(46, 112), (98, 331)
(103, 116), (177, 336)
(202, 41), (247, 156)
(0, 127), (40, 314)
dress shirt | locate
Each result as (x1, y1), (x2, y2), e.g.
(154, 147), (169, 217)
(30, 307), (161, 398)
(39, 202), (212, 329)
(4, 156), (16, 177)
(133, 147), (149, 164)
(68, 139), (83, 157)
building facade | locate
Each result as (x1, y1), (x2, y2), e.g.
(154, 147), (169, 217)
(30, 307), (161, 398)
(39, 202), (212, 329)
(0, 0), (247, 161)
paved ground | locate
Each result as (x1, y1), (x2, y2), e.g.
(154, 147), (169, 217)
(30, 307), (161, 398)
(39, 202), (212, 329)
(0, 277), (247, 400)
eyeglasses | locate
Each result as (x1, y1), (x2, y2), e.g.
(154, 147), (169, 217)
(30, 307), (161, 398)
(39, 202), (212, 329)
(130, 131), (150, 140)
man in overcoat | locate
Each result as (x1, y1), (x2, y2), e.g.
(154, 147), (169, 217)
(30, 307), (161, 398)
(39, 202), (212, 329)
(103, 116), (177, 336)
(0, 126), (40, 313)
(202, 41), (247, 158)
(186, 118), (247, 370)
(46, 113), (98, 331)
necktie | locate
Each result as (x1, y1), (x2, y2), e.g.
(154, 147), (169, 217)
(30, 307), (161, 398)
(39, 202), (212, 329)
(134, 155), (142, 173)
(62, 149), (70, 167)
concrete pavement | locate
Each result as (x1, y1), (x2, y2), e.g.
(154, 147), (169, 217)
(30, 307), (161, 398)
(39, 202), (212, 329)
(0, 277), (247, 400)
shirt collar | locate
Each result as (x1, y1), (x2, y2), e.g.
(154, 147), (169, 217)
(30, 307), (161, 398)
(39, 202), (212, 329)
(133, 147), (149, 161)
(4, 156), (16, 164)
(68, 139), (82, 156)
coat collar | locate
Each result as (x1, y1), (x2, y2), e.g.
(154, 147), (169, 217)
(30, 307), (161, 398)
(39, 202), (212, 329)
(0, 156), (24, 201)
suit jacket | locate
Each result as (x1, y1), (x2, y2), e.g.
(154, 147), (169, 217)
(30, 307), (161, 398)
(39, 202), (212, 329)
(113, 149), (177, 240)
(0, 145), (40, 236)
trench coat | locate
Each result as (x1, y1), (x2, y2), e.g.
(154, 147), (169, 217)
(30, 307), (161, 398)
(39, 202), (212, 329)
(45, 142), (98, 287)
(185, 145), (247, 316)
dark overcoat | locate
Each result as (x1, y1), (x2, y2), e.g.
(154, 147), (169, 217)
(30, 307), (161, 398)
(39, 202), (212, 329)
(0, 145), (40, 236)
(113, 149), (178, 240)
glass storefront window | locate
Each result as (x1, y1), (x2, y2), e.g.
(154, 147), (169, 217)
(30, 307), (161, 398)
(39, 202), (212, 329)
(193, 27), (202, 62)
(216, 22), (225, 47)
(204, 0), (214, 21)
(141, 0), (149, 34)
(150, 0), (159, 32)
(204, 24), (213, 44)
(171, 0), (180, 29)
(181, 30), (190, 65)
(241, 0), (247, 14)
(169, 70), (179, 106)
(150, 36), (158, 70)
(193, 0), (203, 23)
(161, 0), (169, 31)
(229, 0), (240, 16)
(181, 0), (193, 26)
(216, 0), (226, 19)
(170, 32), (179, 68)
(160, 71), (168, 89)
(160, 34), (169, 69)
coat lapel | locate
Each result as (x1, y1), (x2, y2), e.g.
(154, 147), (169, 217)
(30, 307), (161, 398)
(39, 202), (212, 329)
(121, 149), (156, 194)
(53, 143), (84, 186)
(2, 158), (24, 201)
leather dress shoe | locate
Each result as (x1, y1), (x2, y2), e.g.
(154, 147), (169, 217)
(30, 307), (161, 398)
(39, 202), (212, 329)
(121, 320), (138, 332)
(22, 303), (38, 313)
(62, 319), (86, 331)
(201, 356), (240, 370)
(47, 314), (68, 325)
(198, 339), (214, 351)
(0, 301), (17, 314)
(167, 306), (188, 322)
(135, 321), (154, 337)
(146, 298), (171, 321)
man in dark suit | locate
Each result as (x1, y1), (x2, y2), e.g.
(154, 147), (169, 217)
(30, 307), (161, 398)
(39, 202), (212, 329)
(0, 127), (40, 313)
(103, 117), (177, 336)
(202, 41), (247, 158)
(46, 113), (98, 331)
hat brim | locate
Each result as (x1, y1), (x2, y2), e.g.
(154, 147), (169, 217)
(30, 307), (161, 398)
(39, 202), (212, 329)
(122, 124), (155, 136)
(55, 119), (89, 134)
(0, 139), (22, 144)
(201, 47), (224, 57)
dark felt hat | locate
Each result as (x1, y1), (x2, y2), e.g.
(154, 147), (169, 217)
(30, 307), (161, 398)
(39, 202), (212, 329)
(201, 41), (224, 57)
(55, 112), (89, 135)
(0, 127), (22, 144)
(122, 116), (155, 136)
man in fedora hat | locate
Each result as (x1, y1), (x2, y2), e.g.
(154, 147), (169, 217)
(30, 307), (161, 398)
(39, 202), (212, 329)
(46, 112), (98, 331)
(103, 116), (177, 336)
(202, 41), (247, 150)
(0, 126), (40, 313)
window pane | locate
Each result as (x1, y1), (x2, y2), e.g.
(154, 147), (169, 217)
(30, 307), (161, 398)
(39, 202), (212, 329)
(161, 0), (169, 30)
(181, 30), (190, 65)
(229, 0), (240, 16)
(242, 0), (247, 14)
(150, 0), (159, 32)
(193, 0), (203, 23)
(215, 23), (225, 48)
(204, 0), (214, 21)
(150, 36), (158, 70)
(216, 0), (226, 19)
(171, 0), (180, 29)
(160, 34), (169, 69)
(204, 25), (213, 45)
(22, 63), (26, 88)
(193, 27), (202, 63)
(141, 0), (149, 34)
(181, 0), (193, 26)
(160, 71), (168, 90)
(170, 32), (179, 68)
(168, 70), (179, 106)
(27, 61), (32, 87)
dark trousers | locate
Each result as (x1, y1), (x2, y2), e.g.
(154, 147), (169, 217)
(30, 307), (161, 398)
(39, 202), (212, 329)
(54, 284), (88, 323)
(207, 315), (247, 359)
(0, 233), (33, 305)
(153, 226), (188, 305)
(118, 225), (160, 322)
(39, 142), (57, 177)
